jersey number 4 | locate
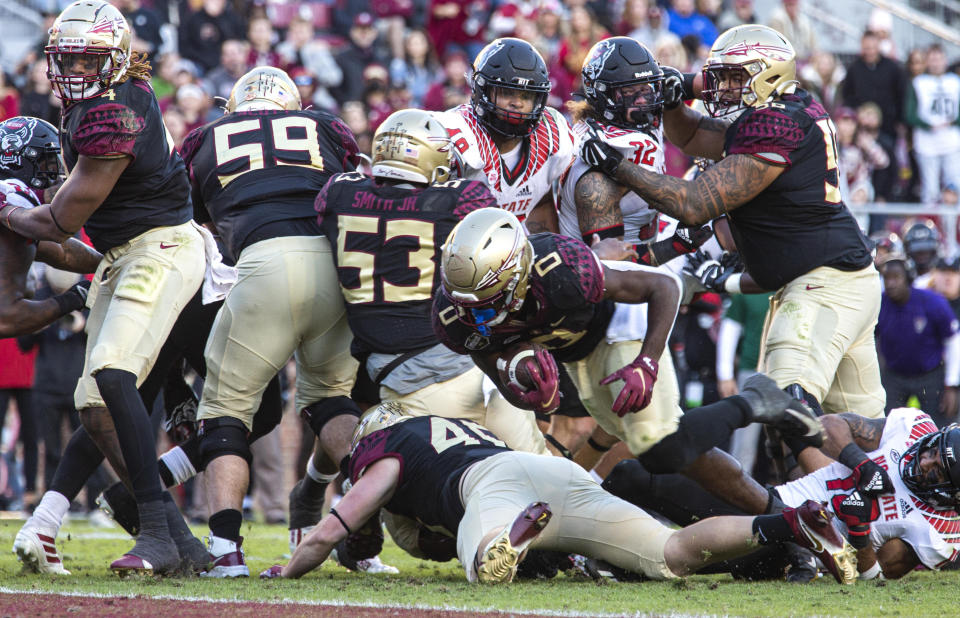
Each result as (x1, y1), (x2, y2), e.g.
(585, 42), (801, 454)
(213, 116), (324, 187)
(337, 215), (435, 304)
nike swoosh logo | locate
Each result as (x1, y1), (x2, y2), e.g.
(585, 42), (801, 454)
(805, 284), (823, 290)
(160, 243), (179, 249)
(550, 317), (565, 327)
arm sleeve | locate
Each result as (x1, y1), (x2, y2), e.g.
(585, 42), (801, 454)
(73, 103), (145, 159)
(716, 317), (743, 382)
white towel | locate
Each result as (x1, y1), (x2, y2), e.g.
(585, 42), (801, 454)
(191, 221), (237, 304)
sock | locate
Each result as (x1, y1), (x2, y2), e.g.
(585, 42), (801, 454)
(49, 426), (106, 500)
(159, 446), (197, 488)
(30, 491), (70, 531)
(209, 509), (243, 542)
(95, 369), (163, 504)
(303, 455), (337, 501)
(136, 498), (170, 538)
(162, 492), (196, 550)
(752, 514), (794, 546)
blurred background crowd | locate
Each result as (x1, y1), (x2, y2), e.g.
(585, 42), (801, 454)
(1, 0), (959, 521)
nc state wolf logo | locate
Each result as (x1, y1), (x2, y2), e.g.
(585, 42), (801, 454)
(582, 41), (616, 98)
(0, 117), (38, 171)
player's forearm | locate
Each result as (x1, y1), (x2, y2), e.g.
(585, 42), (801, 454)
(524, 196), (559, 234)
(282, 516), (342, 578)
(575, 172), (627, 241)
(638, 274), (680, 364)
(1, 204), (70, 243)
(820, 413), (884, 456)
(610, 163), (724, 227)
(0, 297), (69, 338)
(36, 238), (102, 274)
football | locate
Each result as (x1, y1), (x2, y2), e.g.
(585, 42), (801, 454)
(495, 342), (545, 392)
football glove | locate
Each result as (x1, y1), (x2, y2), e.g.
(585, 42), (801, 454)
(53, 279), (90, 314)
(508, 347), (561, 415)
(684, 250), (737, 293)
(831, 490), (880, 550)
(581, 119), (623, 178)
(661, 66), (686, 110)
(601, 354), (659, 417)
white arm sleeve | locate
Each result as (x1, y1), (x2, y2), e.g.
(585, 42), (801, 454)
(945, 332), (960, 387)
(716, 318), (742, 382)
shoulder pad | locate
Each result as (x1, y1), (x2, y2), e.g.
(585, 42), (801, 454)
(727, 106), (805, 166)
(73, 103), (145, 158)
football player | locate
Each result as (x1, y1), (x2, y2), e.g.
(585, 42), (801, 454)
(0, 0), (207, 575)
(578, 24), (884, 429)
(605, 409), (960, 580)
(261, 404), (856, 584)
(180, 66), (362, 577)
(0, 116), (101, 338)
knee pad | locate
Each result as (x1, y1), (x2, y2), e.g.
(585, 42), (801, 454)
(198, 417), (252, 467)
(301, 396), (361, 438)
(637, 430), (701, 474)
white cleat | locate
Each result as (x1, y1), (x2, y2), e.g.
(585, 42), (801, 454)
(13, 524), (70, 575)
(199, 535), (249, 578)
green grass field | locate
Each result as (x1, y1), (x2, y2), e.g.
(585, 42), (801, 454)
(1, 518), (956, 617)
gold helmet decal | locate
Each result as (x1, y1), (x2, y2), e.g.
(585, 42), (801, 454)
(440, 208), (533, 332)
(46, 0), (132, 102)
(350, 402), (411, 453)
(372, 109), (460, 185)
(226, 66), (302, 113)
(702, 24), (798, 117)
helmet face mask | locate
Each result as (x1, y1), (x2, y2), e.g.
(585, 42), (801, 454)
(372, 109), (460, 185)
(581, 37), (664, 131)
(440, 209), (533, 335)
(226, 67), (301, 113)
(701, 25), (797, 118)
(46, 0), (132, 102)
(0, 116), (62, 190)
(471, 38), (551, 139)
(900, 425), (960, 511)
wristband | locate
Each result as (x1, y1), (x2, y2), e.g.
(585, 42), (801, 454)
(587, 436), (612, 453)
(329, 507), (352, 534)
(53, 292), (73, 314)
(682, 72), (697, 100)
(838, 442), (870, 471)
(723, 273), (742, 294)
(859, 561), (883, 580)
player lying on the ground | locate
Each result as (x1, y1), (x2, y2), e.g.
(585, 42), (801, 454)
(260, 404), (856, 583)
(603, 408), (960, 580)
(0, 116), (102, 337)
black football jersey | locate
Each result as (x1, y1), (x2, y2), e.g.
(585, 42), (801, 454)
(723, 89), (872, 290)
(348, 415), (510, 535)
(317, 173), (496, 356)
(432, 233), (614, 363)
(180, 108), (359, 262)
(60, 79), (192, 252)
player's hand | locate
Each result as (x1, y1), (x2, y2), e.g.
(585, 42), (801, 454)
(590, 234), (638, 261)
(671, 224), (714, 255)
(581, 119), (624, 178)
(684, 250), (735, 293)
(259, 564), (285, 579)
(601, 354), (659, 416)
(661, 66), (685, 110)
(54, 279), (90, 314)
(508, 348), (560, 415)
(831, 490), (879, 549)
(851, 458), (895, 497)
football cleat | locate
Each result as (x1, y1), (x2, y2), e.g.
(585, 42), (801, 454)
(110, 533), (179, 577)
(289, 525), (314, 556)
(476, 501), (552, 583)
(110, 554), (157, 577)
(13, 524), (70, 575)
(331, 550), (400, 574)
(740, 374), (823, 445)
(199, 535), (249, 578)
(783, 500), (857, 585)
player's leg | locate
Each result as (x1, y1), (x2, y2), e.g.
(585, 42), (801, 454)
(197, 239), (307, 577)
(76, 224), (204, 575)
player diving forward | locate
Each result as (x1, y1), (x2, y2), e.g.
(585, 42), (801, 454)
(261, 405), (857, 584)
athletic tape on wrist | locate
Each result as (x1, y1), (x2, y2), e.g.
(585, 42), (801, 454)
(724, 273), (743, 294)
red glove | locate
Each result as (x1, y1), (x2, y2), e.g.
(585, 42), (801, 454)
(831, 490), (880, 549)
(508, 348), (560, 415)
(259, 564), (285, 579)
(601, 354), (659, 417)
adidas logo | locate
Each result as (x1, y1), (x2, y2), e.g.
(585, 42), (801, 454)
(517, 186), (532, 197)
(864, 473), (885, 492)
(900, 498), (913, 518)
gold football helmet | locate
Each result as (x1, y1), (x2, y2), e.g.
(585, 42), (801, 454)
(701, 24), (798, 117)
(350, 402), (411, 453)
(440, 208), (533, 331)
(371, 109), (460, 185)
(226, 67), (301, 113)
(46, 0), (132, 102)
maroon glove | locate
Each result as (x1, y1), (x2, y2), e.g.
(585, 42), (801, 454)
(259, 564), (285, 579)
(831, 490), (880, 549)
(508, 347), (560, 415)
(601, 354), (659, 417)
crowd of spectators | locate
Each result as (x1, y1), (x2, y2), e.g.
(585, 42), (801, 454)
(2, 0), (960, 512)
